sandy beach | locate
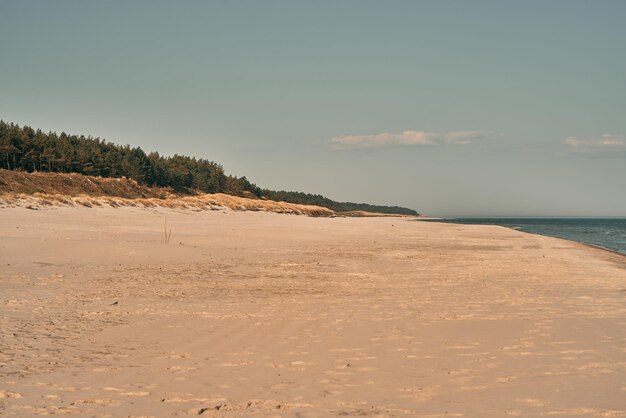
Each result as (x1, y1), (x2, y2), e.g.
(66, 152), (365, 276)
(1, 206), (625, 417)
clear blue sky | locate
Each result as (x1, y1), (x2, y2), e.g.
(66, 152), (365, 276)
(1, 1), (625, 216)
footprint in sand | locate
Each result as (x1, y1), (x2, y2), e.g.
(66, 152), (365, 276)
(218, 360), (254, 367)
(120, 391), (151, 396)
(516, 398), (549, 407)
(0, 390), (23, 399)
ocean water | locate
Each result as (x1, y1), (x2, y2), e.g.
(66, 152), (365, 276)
(431, 218), (626, 256)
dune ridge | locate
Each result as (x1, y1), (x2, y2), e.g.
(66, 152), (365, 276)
(0, 192), (337, 217)
(0, 169), (413, 217)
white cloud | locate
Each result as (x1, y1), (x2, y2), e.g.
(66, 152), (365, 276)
(329, 130), (490, 149)
(565, 134), (625, 149)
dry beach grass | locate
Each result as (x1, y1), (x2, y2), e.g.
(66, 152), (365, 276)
(0, 192), (336, 217)
(1, 206), (625, 417)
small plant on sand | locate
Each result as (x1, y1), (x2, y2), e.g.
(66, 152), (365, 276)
(164, 209), (172, 244)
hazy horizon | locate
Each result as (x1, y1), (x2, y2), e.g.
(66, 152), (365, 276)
(1, 1), (625, 217)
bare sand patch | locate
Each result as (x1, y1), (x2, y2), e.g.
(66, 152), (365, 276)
(1, 207), (625, 417)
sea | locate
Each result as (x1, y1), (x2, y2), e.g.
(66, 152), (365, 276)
(426, 218), (626, 256)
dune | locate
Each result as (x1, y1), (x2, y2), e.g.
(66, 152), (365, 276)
(1, 206), (625, 417)
(0, 191), (337, 217)
(0, 169), (414, 217)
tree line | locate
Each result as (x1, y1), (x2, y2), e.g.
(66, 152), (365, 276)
(260, 190), (418, 215)
(0, 121), (417, 215)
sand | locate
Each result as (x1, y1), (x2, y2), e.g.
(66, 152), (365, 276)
(1, 206), (625, 417)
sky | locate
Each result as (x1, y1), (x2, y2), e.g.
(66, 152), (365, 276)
(1, 1), (625, 217)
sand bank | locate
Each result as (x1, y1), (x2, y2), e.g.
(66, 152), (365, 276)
(1, 207), (625, 417)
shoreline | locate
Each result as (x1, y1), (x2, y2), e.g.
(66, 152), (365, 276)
(1, 206), (625, 417)
(417, 218), (626, 259)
